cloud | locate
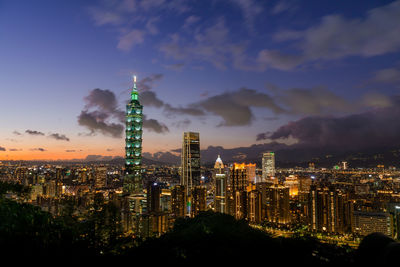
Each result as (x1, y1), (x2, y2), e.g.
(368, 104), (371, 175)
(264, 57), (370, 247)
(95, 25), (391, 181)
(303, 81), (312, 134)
(258, 98), (400, 151)
(84, 88), (120, 113)
(0, 146), (5, 151)
(195, 87), (285, 126)
(182, 15), (200, 30)
(48, 133), (70, 141)
(79, 87), (169, 136)
(117, 29), (145, 51)
(30, 148), (46, 152)
(271, 0), (296, 15)
(8, 148), (22, 151)
(87, 6), (124, 26)
(266, 0), (400, 69)
(164, 104), (205, 117)
(160, 18), (243, 70)
(137, 74), (163, 92)
(163, 63), (185, 71)
(87, 0), (190, 52)
(25, 130), (45, 136)
(78, 88), (125, 138)
(172, 118), (191, 128)
(65, 150), (76, 152)
(12, 131), (22, 136)
(78, 110), (124, 138)
(143, 115), (169, 133)
(230, 0), (263, 32)
(373, 67), (400, 84)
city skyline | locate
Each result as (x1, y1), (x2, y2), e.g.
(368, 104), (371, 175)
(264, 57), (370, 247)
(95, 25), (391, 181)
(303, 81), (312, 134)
(1, 0), (400, 161)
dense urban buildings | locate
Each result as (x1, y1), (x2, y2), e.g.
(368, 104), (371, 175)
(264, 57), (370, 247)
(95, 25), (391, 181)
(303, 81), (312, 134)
(2, 78), (400, 247)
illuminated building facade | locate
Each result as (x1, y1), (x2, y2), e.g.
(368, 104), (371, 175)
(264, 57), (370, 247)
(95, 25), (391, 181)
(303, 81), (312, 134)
(230, 163), (248, 191)
(124, 75), (143, 195)
(181, 132), (200, 214)
(94, 167), (107, 189)
(172, 185), (186, 218)
(214, 155), (227, 213)
(309, 186), (352, 233)
(191, 186), (207, 217)
(262, 152), (275, 181)
(266, 184), (291, 224)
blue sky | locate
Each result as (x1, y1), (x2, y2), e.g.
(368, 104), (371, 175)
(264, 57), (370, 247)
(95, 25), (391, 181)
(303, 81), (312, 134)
(0, 0), (399, 160)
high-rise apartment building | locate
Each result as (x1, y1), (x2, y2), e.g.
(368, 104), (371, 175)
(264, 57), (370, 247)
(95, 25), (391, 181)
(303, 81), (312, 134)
(191, 186), (207, 217)
(309, 186), (352, 234)
(171, 185), (186, 218)
(124, 75), (143, 195)
(262, 152), (275, 181)
(266, 184), (291, 224)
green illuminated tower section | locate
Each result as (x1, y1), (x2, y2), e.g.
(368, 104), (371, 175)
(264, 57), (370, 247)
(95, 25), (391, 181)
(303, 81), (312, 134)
(124, 75), (143, 195)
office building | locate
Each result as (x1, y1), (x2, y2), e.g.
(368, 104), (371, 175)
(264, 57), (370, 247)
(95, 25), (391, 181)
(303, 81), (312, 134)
(262, 152), (275, 181)
(214, 155), (227, 213)
(124, 75), (143, 195)
(181, 132), (200, 214)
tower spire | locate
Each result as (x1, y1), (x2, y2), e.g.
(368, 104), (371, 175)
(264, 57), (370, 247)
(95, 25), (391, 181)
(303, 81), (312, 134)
(131, 75), (139, 101)
(133, 75), (137, 90)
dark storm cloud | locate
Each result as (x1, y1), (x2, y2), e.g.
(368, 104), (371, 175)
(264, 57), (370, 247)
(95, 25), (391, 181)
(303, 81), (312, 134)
(48, 133), (70, 141)
(143, 115), (169, 134)
(78, 88), (125, 138)
(79, 87), (170, 136)
(139, 88), (205, 117)
(84, 88), (120, 113)
(140, 91), (164, 108)
(25, 130), (45, 136)
(0, 146), (5, 151)
(195, 87), (285, 126)
(258, 98), (400, 151)
(78, 110), (124, 138)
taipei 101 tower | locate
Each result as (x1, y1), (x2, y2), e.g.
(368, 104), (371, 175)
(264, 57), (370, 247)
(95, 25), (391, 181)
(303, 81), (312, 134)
(124, 75), (143, 195)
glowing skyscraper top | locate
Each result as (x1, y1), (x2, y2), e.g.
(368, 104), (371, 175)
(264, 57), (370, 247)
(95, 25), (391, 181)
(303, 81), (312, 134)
(124, 75), (143, 195)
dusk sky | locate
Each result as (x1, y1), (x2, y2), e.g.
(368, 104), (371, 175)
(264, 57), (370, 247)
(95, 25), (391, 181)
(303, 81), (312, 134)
(1, 0), (400, 161)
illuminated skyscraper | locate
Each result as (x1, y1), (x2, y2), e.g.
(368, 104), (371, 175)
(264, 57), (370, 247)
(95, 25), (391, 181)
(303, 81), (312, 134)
(181, 132), (200, 213)
(266, 184), (291, 224)
(214, 155), (227, 213)
(262, 152), (275, 181)
(124, 75), (143, 195)
(95, 167), (107, 189)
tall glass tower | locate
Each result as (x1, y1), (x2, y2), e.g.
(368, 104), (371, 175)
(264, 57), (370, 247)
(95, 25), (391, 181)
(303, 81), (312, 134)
(124, 75), (143, 195)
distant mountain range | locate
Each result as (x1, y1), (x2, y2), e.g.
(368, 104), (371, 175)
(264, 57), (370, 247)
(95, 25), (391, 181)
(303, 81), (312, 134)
(3, 143), (399, 168)
(143, 142), (400, 169)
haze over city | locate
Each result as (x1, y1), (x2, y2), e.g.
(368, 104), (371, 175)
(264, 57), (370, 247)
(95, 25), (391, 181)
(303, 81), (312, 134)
(1, 0), (400, 163)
